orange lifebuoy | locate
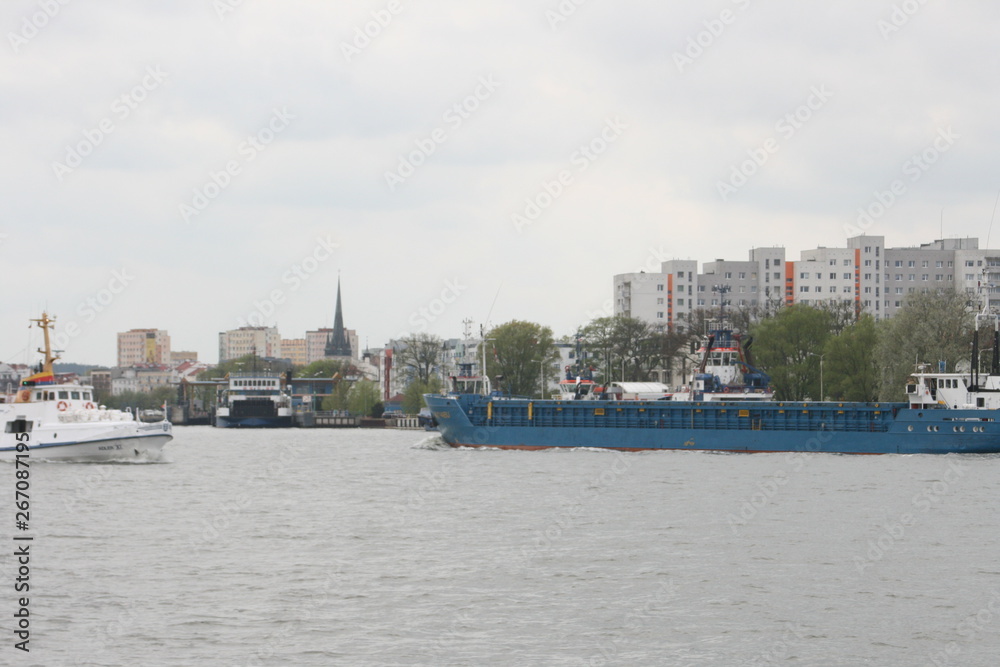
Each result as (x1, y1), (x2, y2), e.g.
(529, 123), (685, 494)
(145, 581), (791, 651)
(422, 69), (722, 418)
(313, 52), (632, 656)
(57, 400), (69, 411)
(84, 402), (95, 409)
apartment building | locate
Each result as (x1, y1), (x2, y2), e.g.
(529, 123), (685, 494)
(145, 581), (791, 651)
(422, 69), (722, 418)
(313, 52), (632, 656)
(615, 235), (998, 327)
(117, 329), (171, 367)
(218, 326), (282, 362)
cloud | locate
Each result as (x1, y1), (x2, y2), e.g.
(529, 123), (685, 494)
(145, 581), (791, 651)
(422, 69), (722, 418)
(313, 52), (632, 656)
(3, 1), (1000, 365)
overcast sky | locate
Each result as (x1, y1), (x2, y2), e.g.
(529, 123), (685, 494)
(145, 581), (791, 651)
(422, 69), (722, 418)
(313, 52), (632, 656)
(2, 1), (999, 366)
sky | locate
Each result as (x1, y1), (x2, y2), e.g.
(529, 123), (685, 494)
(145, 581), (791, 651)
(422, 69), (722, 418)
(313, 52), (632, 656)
(2, 1), (999, 367)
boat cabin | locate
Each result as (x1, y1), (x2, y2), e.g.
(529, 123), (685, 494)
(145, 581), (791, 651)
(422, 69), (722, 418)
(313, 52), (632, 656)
(906, 372), (1000, 410)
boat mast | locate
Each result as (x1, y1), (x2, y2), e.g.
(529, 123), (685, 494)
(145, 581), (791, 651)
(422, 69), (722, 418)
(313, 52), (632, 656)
(971, 268), (998, 389)
(29, 312), (60, 375)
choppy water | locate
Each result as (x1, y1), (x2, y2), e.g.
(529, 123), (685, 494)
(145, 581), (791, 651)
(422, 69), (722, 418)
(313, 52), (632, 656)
(3, 427), (1000, 666)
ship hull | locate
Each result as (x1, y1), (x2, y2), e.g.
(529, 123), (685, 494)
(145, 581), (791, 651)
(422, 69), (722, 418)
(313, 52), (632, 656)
(425, 394), (1000, 455)
(214, 415), (293, 428)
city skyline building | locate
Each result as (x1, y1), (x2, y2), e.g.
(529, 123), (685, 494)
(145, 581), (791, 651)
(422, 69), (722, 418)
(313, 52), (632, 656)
(117, 328), (171, 367)
(615, 235), (1000, 328)
(218, 326), (282, 362)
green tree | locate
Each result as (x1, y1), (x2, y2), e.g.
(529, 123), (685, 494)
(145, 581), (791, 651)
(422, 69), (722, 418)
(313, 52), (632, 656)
(750, 305), (835, 400)
(823, 315), (880, 401)
(579, 317), (617, 383)
(347, 379), (382, 416)
(402, 377), (443, 414)
(321, 378), (351, 411)
(485, 320), (560, 397)
(876, 289), (974, 400)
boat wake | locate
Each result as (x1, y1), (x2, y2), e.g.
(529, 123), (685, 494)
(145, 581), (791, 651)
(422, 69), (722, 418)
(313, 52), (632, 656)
(23, 450), (172, 465)
(410, 433), (451, 450)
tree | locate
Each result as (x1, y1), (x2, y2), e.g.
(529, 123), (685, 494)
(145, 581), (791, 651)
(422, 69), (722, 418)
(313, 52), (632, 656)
(876, 289), (974, 400)
(403, 377), (443, 414)
(579, 317), (617, 383)
(819, 299), (859, 336)
(296, 359), (357, 379)
(394, 333), (443, 384)
(750, 305), (835, 400)
(321, 378), (351, 411)
(485, 320), (560, 397)
(100, 386), (176, 411)
(347, 379), (382, 416)
(823, 315), (880, 401)
(198, 354), (292, 380)
(609, 316), (660, 382)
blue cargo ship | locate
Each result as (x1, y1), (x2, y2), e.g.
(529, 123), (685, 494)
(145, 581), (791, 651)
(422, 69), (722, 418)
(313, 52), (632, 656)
(425, 318), (1000, 455)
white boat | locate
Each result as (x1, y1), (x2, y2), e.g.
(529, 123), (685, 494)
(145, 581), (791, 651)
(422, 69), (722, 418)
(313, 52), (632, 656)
(214, 370), (292, 428)
(0, 313), (172, 462)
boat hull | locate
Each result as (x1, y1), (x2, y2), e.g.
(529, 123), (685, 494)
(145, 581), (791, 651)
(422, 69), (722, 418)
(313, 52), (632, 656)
(424, 394), (1000, 455)
(0, 427), (172, 462)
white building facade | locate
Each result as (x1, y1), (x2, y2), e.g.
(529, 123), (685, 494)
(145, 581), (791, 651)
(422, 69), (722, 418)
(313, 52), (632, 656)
(615, 235), (999, 328)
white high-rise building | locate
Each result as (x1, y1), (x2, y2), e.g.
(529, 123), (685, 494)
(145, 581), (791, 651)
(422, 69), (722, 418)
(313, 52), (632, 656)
(614, 235), (1000, 327)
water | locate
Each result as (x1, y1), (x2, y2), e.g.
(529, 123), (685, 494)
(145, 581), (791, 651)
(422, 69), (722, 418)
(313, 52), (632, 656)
(5, 427), (1000, 666)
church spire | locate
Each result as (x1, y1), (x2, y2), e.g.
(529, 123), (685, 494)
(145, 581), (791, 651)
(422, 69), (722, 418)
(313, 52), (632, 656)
(325, 276), (352, 357)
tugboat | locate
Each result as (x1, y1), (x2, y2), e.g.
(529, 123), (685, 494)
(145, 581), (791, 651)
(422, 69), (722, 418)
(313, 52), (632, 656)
(0, 313), (172, 461)
(670, 323), (774, 402)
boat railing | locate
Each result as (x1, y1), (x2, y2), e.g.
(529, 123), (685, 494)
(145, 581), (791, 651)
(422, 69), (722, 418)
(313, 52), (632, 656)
(58, 409), (134, 423)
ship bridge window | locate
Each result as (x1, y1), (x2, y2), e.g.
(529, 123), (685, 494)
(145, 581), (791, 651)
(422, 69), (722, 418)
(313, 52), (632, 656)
(71, 391), (80, 399)
(58, 391), (69, 399)
(83, 392), (91, 401)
